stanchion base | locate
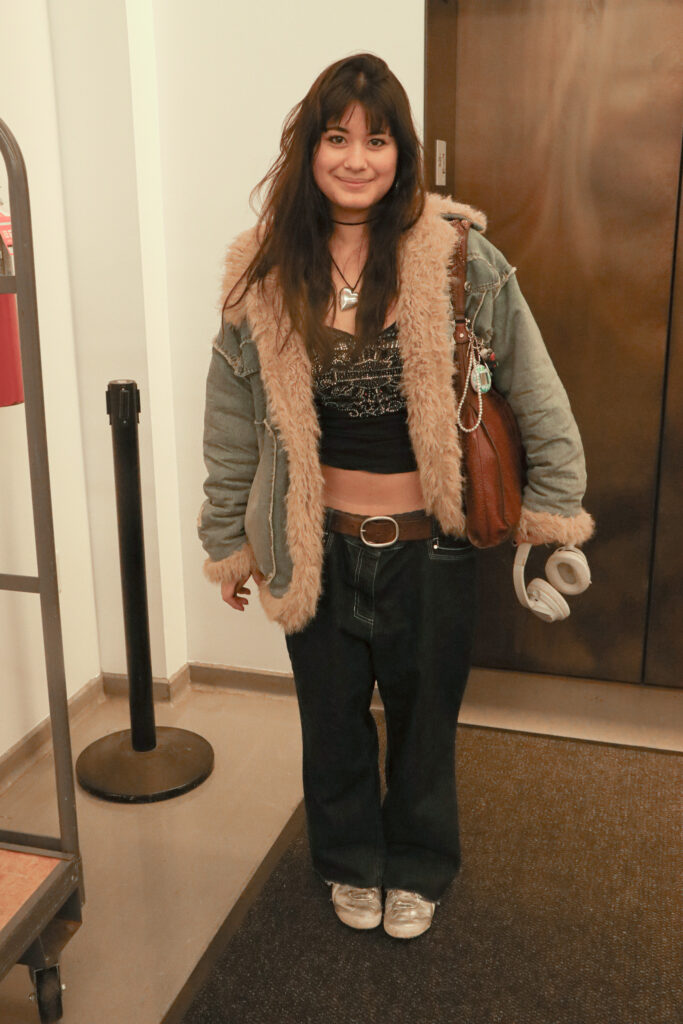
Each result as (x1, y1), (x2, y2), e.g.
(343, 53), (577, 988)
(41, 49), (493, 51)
(76, 727), (214, 803)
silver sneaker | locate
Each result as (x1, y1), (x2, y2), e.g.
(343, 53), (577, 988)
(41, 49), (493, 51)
(328, 882), (383, 930)
(383, 888), (436, 939)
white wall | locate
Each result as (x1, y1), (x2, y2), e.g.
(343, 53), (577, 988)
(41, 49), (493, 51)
(0, 0), (425, 760)
(0, 0), (100, 757)
(47, 0), (181, 680)
(153, 0), (425, 673)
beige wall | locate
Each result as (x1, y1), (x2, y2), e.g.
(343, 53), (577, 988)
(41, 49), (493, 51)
(0, 2), (101, 761)
(0, 0), (424, 759)
(0, 0), (100, 756)
(48, 0), (179, 682)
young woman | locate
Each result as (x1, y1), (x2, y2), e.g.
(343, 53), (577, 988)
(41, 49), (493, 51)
(199, 53), (594, 940)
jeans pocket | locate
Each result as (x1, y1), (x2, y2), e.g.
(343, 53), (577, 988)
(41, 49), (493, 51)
(427, 532), (475, 561)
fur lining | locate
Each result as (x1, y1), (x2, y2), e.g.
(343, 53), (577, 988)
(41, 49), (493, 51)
(217, 223), (259, 322)
(214, 194), (494, 632)
(257, 582), (303, 633)
(217, 193), (486, 334)
(245, 274), (327, 633)
(203, 542), (259, 586)
(425, 193), (487, 233)
(515, 506), (596, 548)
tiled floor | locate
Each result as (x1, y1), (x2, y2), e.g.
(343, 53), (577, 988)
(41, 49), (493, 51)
(0, 669), (680, 1023)
(460, 667), (683, 752)
(0, 685), (304, 1024)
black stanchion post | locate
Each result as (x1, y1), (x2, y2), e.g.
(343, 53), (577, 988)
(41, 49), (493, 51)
(107, 381), (156, 751)
(75, 380), (214, 803)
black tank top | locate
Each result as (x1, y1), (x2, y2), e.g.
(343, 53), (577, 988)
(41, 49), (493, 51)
(311, 322), (418, 474)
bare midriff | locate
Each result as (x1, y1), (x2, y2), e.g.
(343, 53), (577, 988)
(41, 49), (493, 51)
(321, 464), (426, 515)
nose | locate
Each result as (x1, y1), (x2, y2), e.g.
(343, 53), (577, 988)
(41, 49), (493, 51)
(343, 143), (368, 172)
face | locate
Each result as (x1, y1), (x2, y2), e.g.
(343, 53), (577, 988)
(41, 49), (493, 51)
(312, 103), (398, 221)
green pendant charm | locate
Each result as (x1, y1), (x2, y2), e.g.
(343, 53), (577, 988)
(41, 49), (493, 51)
(471, 363), (492, 395)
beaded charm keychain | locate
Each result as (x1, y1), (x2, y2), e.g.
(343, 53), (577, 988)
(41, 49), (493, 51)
(456, 316), (497, 433)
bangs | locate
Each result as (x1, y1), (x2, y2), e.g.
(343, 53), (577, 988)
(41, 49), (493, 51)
(320, 87), (394, 137)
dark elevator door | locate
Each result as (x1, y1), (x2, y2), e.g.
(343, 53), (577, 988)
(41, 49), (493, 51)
(425, 0), (683, 685)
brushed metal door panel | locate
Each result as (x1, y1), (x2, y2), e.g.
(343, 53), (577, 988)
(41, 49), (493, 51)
(645, 170), (683, 686)
(426, 0), (683, 681)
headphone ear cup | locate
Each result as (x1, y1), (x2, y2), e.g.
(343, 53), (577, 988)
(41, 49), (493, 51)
(527, 577), (570, 622)
(545, 546), (591, 596)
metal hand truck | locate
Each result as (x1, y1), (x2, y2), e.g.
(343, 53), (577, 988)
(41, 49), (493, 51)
(0, 118), (83, 1023)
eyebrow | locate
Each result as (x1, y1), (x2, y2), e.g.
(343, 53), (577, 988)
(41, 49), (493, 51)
(325, 125), (391, 135)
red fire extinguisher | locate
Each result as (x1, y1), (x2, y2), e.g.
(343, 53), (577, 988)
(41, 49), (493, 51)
(0, 210), (24, 407)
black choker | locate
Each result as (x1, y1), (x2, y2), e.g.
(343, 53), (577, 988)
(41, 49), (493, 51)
(331, 217), (374, 225)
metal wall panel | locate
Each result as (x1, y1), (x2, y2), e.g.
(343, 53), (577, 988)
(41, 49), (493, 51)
(645, 163), (683, 686)
(425, 0), (683, 683)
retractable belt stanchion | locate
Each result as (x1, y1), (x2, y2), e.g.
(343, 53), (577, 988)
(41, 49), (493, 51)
(76, 380), (214, 803)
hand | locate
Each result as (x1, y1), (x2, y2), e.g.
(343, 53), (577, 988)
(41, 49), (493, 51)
(221, 568), (266, 611)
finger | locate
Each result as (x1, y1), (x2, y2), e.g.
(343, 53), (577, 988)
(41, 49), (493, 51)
(222, 579), (247, 603)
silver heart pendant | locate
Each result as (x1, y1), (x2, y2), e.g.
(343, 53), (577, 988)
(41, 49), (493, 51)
(339, 287), (359, 311)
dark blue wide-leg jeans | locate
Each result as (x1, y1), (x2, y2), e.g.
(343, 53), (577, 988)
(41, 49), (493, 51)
(284, 507), (478, 903)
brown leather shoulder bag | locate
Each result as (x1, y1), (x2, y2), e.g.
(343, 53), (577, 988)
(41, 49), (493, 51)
(449, 218), (526, 547)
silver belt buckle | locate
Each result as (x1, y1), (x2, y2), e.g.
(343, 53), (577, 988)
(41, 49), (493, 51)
(359, 515), (399, 548)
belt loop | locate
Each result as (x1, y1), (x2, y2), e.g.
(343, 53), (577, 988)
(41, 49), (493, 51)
(324, 506), (334, 530)
(430, 515), (439, 541)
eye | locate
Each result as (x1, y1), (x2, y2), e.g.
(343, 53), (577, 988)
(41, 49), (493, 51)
(369, 138), (387, 147)
(326, 135), (345, 144)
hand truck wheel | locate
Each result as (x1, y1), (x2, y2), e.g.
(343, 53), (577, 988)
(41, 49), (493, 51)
(29, 964), (64, 1023)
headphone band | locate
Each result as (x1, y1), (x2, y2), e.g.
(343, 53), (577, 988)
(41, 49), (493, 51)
(514, 543), (591, 621)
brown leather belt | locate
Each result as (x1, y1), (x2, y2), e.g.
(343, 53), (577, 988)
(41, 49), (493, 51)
(326, 508), (436, 547)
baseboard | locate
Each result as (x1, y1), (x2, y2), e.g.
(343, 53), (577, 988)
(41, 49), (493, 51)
(0, 673), (105, 796)
(188, 661), (295, 697)
(0, 665), (192, 795)
(102, 664), (191, 703)
(188, 661), (387, 711)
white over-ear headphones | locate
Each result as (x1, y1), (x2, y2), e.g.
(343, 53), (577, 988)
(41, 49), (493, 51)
(513, 543), (592, 622)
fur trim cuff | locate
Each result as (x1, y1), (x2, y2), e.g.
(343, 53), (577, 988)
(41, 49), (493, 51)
(514, 506), (596, 548)
(257, 570), (320, 634)
(203, 542), (259, 585)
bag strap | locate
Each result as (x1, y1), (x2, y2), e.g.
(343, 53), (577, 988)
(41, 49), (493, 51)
(447, 218), (476, 421)
(448, 217), (471, 345)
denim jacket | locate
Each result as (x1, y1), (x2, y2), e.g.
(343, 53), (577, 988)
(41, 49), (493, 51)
(198, 192), (595, 634)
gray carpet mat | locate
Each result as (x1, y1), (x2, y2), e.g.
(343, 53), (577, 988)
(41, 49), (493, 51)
(178, 722), (681, 1024)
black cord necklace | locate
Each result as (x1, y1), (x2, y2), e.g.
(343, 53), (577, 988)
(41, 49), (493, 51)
(330, 254), (364, 310)
(329, 217), (374, 307)
(331, 217), (373, 224)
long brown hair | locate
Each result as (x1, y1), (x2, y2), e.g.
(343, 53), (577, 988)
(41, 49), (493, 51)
(223, 52), (425, 367)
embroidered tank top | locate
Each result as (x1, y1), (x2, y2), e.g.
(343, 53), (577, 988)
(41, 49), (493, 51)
(311, 321), (418, 474)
